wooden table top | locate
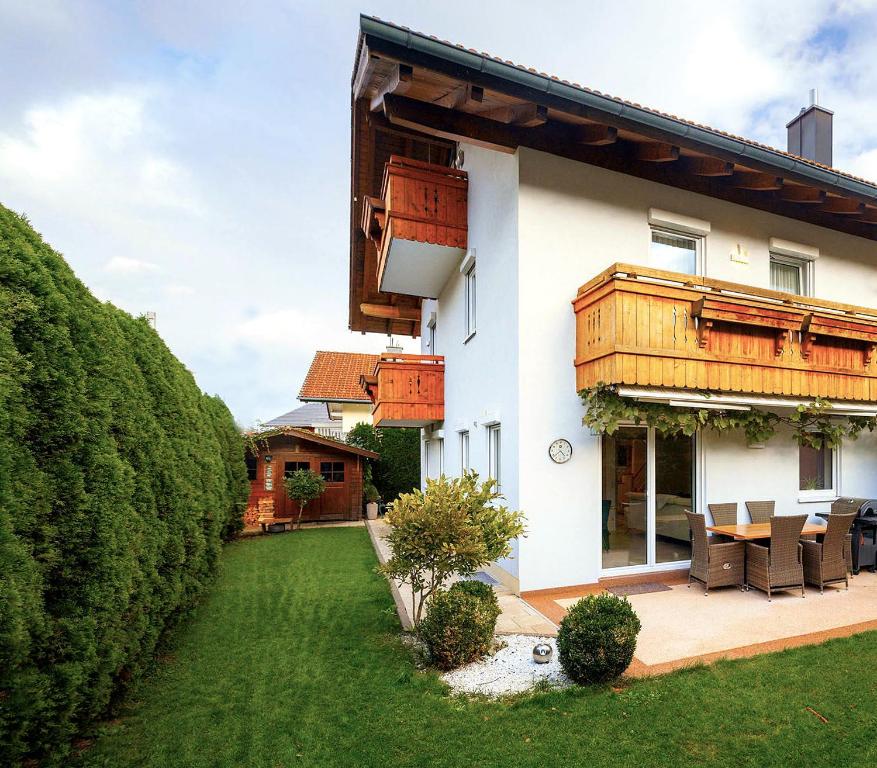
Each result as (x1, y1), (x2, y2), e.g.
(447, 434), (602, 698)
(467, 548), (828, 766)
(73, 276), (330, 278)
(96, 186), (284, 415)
(706, 522), (826, 540)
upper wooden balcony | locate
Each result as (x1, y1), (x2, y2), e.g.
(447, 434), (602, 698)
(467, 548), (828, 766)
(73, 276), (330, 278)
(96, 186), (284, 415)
(573, 263), (877, 402)
(361, 155), (468, 299)
(360, 353), (445, 427)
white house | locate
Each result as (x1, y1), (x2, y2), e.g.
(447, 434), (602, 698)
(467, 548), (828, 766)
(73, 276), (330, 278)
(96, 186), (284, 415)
(349, 16), (877, 595)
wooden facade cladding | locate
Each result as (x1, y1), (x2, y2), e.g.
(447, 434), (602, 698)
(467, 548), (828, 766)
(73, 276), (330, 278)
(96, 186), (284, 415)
(361, 155), (468, 298)
(573, 263), (877, 401)
(361, 353), (445, 426)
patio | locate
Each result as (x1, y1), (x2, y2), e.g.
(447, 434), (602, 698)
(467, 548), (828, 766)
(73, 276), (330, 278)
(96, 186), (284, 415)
(524, 569), (877, 676)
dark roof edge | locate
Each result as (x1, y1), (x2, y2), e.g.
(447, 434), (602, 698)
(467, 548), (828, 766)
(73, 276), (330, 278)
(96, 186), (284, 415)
(359, 15), (877, 205)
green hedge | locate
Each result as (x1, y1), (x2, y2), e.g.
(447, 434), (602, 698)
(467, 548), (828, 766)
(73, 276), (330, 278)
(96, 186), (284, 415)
(0, 206), (250, 765)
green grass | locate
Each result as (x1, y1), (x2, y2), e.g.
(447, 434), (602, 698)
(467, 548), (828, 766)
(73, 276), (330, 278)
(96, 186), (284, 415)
(77, 528), (877, 768)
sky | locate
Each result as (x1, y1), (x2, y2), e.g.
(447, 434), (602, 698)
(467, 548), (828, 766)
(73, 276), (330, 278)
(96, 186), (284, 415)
(2, 0), (877, 428)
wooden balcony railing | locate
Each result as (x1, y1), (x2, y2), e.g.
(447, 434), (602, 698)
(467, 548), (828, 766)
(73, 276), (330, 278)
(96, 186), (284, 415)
(361, 155), (468, 298)
(573, 263), (877, 401)
(361, 353), (445, 427)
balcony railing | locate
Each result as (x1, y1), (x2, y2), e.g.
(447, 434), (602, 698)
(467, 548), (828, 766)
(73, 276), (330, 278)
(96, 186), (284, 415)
(361, 353), (445, 427)
(573, 263), (877, 401)
(361, 155), (467, 299)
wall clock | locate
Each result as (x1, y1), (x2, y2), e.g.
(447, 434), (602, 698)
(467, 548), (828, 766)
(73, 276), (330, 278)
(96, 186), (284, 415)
(548, 438), (572, 464)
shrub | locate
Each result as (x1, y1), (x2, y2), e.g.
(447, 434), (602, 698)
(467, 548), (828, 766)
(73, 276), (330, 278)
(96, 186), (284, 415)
(347, 423), (420, 501)
(0, 206), (249, 765)
(379, 472), (526, 626)
(284, 469), (326, 529)
(557, 594), (642, 684)
(418, 581), (500, 670)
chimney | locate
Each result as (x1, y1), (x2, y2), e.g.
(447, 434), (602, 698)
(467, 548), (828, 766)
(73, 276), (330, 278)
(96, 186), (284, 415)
(786, 89), (833, 167)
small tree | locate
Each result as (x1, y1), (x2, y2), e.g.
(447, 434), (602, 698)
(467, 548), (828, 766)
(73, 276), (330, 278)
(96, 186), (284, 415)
(284, 469), (326, 529)
(379, 472), (526, 628)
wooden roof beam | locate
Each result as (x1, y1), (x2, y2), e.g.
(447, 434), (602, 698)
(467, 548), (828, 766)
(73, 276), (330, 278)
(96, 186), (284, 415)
(637, 142), (679, 162)
(575, 124), (617, 145)
(821, 197), (865, 215)
(369, 63), (413, 112)
(360, 302), (422, 322)
(684, 157), (734, 176)
(477, 102), (548, 127)
(731, 172), (783, 191)
(433, 83), (484, 109)
(779, 186), (827, 205)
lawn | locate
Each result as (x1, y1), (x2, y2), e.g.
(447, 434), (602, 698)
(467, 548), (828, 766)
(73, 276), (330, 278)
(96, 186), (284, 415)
(77, 527), (877, 768)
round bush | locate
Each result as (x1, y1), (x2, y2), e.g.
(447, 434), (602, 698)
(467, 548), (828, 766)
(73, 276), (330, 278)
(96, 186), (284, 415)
(557, 593), (641, 684)
(418, 581), (500, 670)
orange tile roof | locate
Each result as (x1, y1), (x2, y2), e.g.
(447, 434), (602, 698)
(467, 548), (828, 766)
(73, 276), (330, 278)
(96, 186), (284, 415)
(298, 351), (379, 403)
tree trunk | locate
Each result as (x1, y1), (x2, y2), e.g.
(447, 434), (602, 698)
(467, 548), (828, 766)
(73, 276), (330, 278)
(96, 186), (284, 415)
(296, 500), (306, 530)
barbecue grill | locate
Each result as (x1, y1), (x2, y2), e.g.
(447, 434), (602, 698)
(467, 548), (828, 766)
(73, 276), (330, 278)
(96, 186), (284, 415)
(817, 498), (877, 574)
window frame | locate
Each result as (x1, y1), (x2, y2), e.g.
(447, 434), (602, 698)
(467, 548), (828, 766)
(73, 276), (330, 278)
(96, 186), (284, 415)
(460, 430), (470, 475)
(487, 424), (501, 492)
(798, 436), (838, 502)
(648, 226), (703, 276)
(770, 252), (812, 297)
(423, 439), (431, 480)
(245, 455), (258, 481)
(284, 460), (311, 478)
(319, 461), (345, 484)
(437, 437), (444, 478)
(464, 263), (476, 341)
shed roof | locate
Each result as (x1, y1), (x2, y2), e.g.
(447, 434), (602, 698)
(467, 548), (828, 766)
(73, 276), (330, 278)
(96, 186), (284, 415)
(247, 426), (379, 459)
(298, 351), (379, 403)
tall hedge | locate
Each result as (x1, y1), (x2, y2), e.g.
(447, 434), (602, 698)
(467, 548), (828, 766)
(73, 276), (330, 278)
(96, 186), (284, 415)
(0, 206), (249, 765)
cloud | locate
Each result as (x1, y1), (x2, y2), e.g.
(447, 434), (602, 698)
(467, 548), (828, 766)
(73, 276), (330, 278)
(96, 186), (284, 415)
(105, 256), (160, 274)
(165, 283), (195, 296)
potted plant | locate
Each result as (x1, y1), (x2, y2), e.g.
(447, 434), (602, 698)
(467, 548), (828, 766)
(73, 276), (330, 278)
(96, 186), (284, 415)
(364, 483), (380, 520)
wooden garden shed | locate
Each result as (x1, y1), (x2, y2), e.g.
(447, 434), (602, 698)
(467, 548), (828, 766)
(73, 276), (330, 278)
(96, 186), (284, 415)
(245, 428), (378, 524)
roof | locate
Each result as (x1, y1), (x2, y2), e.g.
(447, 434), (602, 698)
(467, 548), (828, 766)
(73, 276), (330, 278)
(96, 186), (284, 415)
(263, 402), (335, 428)
(246, 426), (380, 459)
(358, 15), (877, 199)
(298, 351), (379, 403)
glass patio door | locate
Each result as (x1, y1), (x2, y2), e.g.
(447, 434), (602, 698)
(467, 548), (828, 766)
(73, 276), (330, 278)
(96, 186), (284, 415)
(601, 427), (694, 572)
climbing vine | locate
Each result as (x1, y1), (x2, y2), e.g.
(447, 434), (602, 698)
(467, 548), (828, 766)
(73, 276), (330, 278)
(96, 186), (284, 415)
(580, 384), (877, 449)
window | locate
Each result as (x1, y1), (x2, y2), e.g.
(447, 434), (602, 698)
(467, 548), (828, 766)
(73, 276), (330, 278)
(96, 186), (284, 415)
(423, 439), (431, 479)
(437, 438), (444, 477)
(319, 461), (345, 483)
(245, 455), (257, 481)
(487, 424), (501, 491)
(464, 264), (476, 339)
(770, 253), (810, 296)
(460, 430), (469, 474)
(799, 439), (835, 497)
(649, 228), (700, 274)
(284, 461), (310, 478)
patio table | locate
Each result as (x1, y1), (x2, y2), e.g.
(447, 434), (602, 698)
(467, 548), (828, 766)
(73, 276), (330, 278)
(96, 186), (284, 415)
(706, 522), (825, 540)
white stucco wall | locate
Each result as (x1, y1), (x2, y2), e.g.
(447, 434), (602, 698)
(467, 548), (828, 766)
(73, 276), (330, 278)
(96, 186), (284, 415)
(512, 146), (877, 592)
(340, 403), (372, 432)
(421, 143), (521, 581)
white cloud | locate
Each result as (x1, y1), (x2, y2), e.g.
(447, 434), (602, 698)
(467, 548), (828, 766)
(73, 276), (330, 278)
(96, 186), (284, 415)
(165, 283), (195, 296)
(105, 255), (160, 274)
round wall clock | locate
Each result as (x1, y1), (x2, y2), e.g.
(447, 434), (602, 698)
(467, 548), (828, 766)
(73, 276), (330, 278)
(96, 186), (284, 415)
(548, 438), (572, 464)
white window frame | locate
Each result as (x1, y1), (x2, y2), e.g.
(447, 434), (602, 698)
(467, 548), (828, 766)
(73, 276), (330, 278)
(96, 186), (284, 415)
(487, 424), (501, 491)
(648, 226), (704, 276)
(798, 437), (839, 503)
(464, 264), (476, 341)
(423, 438), (431, 480)
(459, 430), (469, 474)
(437, 437), (444, 478)
(770, 252), (812, 297)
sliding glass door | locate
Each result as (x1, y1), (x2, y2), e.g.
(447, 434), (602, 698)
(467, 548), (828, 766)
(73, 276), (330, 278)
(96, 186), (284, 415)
(601, 428), (695, 572)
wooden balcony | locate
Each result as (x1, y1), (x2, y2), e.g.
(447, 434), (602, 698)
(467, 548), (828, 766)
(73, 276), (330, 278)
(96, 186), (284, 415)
(361, 353), (445, 427)
(573, 263), (877, 401)
(361, 155), (468, 299)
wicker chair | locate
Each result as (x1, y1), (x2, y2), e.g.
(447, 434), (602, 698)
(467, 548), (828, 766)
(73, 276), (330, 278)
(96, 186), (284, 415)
(686, 512), (745, 594)
(745, 500), (775, 524)
(707, 502), (738, 541)
(802, 513), (856, 593)
(745, 515), (807, 600)
(829, 498), (858, 573)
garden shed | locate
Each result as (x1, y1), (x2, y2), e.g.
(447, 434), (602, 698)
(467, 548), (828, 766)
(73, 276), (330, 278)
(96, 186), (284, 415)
(245, 428), (378, 523)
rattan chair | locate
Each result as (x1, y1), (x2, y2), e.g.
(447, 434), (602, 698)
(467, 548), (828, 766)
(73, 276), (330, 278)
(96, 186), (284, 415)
(708, 502), (738, 526)
(745, 514), (807, 600)
(745, 500), (775, 524)
(686, 512), (745, 595)
(802, 513), (856, 593)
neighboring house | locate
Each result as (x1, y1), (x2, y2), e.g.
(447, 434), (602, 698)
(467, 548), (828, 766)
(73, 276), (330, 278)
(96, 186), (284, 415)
(245, 428), (378, 523)
(263, 401), (344, 440)
(298, 351), (380, 436)
(347, 16), (877, 594)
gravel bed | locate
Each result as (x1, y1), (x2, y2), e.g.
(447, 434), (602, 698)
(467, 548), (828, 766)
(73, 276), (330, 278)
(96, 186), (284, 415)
(441, 635), (571, 696)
